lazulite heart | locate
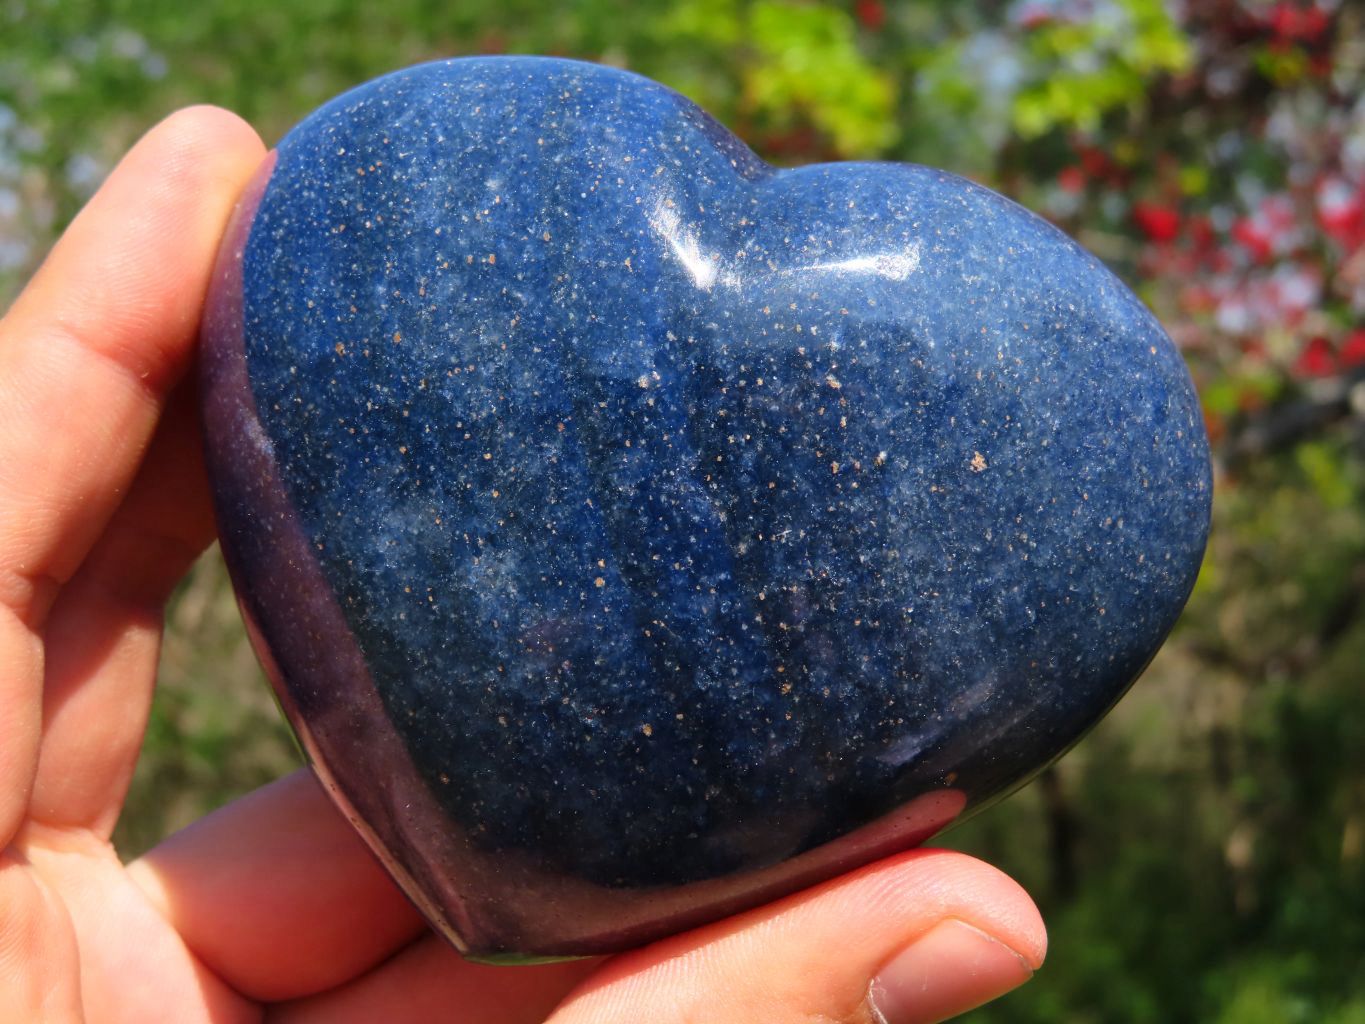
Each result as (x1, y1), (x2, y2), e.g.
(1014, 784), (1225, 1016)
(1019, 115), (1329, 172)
(201, 56), (1211, 960)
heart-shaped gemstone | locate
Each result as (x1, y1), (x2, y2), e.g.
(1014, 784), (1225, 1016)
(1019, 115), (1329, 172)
(201, 56), (1211, 960)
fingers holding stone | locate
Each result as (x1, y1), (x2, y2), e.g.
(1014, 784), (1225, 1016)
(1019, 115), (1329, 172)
(546, 848), (1045, 1024)
(126, 770), (430, 1003)
(30, 381), (218, 836)
(0, 104), (263, 626)
(0, 105), (263, 846)
(265, 936), (596, 1024)
(217, 842), (1044, 1024)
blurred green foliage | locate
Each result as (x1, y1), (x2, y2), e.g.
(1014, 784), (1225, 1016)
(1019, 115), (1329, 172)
(1009, 0), (1192, 138)
(3, 0), (1364, 1020)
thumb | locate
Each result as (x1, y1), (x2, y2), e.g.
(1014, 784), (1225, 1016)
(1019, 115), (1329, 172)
(549, 848), (1046, 1024)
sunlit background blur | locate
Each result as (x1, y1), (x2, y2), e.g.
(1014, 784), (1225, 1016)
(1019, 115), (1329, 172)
(4, 1), (1364, 1019)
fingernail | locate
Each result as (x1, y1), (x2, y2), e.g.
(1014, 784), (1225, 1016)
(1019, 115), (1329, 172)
(868, 918), (1035, 1024)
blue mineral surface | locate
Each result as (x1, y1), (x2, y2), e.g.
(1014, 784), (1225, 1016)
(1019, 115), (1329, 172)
(201, 56), (1211, 957)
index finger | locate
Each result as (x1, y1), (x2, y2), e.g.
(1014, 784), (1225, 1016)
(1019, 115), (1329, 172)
(0, 106), (265, 844)
(0, 105), (264, 623)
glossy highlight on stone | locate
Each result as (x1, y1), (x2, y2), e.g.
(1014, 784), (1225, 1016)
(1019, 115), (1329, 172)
(201, 56), (1212, 959)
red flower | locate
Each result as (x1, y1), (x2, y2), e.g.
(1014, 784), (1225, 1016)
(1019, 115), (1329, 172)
(1187, 215), (1216, 251)
(855, 0), (886, 31)
(1076, 145), (1111, 179)
(1317, 175), (1365, 253)
(1058, 165), (1085, 194)
(1229, 194), (1302, 264)
(1294, 335), (1336, 377)
(1267, 3), (1330, 43)
(1340, 329), (1365, 369)
(1231, 218), (1274, 263)
(1133, 201), (1181, 244)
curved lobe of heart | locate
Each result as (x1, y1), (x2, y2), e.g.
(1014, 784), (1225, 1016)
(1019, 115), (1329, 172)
(201, 57), (1211, 958)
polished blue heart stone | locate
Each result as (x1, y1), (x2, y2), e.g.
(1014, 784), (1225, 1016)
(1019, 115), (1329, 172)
(201, 56), (1211, 959)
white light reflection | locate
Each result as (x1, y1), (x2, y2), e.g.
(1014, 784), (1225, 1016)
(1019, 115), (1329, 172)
(648, 200), (721, 290)
(647, 198), (923, 292)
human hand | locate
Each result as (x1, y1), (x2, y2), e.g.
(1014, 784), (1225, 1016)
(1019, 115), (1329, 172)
(0, 107), (1046, 1024)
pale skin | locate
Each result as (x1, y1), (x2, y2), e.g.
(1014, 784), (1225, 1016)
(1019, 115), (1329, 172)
(0, 107), (1047, 1024)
